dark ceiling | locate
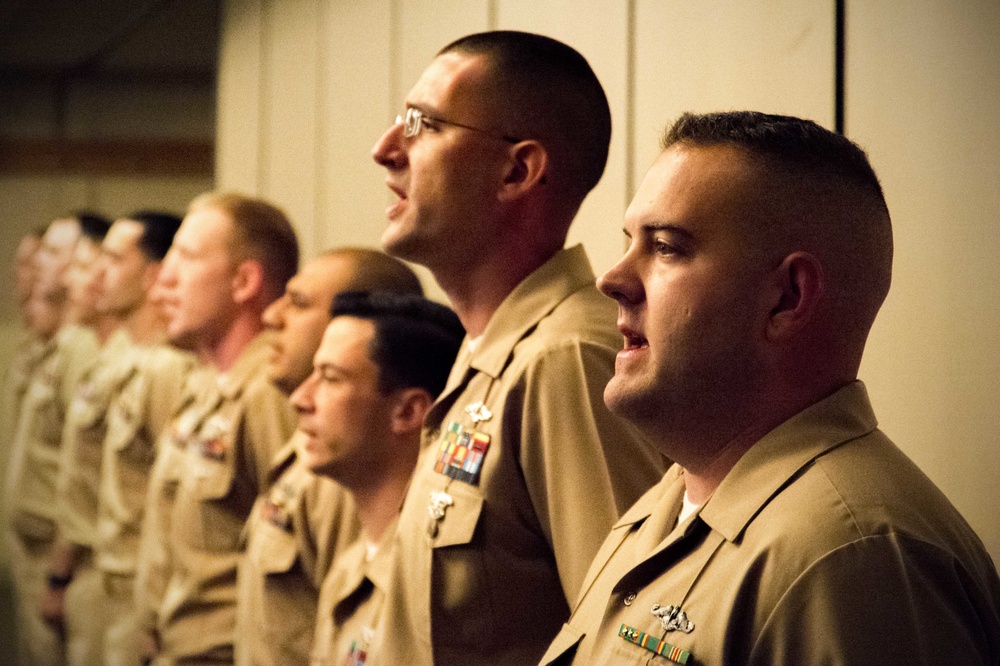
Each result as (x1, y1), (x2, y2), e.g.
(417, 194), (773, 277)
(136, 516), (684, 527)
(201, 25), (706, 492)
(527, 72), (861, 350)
(0, 0), (218, 84)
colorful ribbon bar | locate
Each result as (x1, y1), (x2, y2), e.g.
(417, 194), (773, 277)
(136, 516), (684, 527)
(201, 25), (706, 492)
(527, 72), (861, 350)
(618, 623), (691, 664)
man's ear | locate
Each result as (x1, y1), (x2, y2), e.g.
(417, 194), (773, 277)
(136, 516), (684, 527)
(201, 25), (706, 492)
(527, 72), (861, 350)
(231, 259), (265, 305)
(767, 251), (825, 340)
(498, 140), (549, 202)
(390, 387), (433, 436)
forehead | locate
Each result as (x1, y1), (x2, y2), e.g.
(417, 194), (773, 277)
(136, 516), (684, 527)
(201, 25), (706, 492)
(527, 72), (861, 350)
(42, 218), (81, 250)
(287, 255), (355, 296)
(104, 220), (144, 252)
(174, 207), (233, 255)
(626, 144), (756, 237)
(72, 237), (102, 263)
(407, 52), (490, 113)
(317, 316), (376, 365)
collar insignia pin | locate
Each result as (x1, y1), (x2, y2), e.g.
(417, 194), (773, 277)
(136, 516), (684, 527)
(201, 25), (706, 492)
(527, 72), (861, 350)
(426, 491), (454, 538)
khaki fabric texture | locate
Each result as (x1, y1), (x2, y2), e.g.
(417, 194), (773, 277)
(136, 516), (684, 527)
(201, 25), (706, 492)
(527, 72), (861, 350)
(542, 382), (1000, 665)
(56, 328), (134, 549)
(96, 343), (194, 576)
(235, 436), (360, 666)
(157, 333), (297, 661)
(367, 246), (667, 666)
(311, 519), (395, 666)
(134, 363), (217, 634)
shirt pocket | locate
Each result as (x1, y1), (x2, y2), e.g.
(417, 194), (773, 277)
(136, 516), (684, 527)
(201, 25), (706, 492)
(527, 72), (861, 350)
(254, 519), (299, 575)
(27, 379), (62, 446)
(430, 479), (483, 548)
(106, 395), (155, 467)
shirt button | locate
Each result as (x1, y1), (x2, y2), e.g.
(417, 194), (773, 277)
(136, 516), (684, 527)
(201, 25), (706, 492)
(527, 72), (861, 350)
(623, 592), (637, 606)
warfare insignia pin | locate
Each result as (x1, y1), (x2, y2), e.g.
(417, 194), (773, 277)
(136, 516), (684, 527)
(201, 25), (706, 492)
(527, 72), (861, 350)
(651, 604), (695, 633)
(464, 401), (492, 424)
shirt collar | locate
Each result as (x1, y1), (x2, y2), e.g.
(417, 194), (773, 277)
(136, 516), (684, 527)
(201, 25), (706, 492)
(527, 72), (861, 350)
(466, 244), (597, 379)
(698, 381), (879, 542)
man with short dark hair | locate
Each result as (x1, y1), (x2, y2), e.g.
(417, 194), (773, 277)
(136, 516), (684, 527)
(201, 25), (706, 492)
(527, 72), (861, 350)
(370, 30), (666, 664)
(83, 211), (193, 666)
(236, 248), (423, 666)
(291, 292), (463, 666)
(139, 192), (299, 664)
(541, 111), (1000, 665)
(6, 212), (109, 666)
(43, 213), (182, 666)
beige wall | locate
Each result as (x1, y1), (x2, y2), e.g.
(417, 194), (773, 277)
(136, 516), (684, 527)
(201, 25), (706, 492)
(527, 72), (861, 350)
(217, 0), (999, 561)
(849, 0), (1000, 561)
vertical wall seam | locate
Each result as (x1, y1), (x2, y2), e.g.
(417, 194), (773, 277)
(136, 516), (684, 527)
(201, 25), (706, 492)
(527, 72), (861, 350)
(314, 0), (327, 256)
(389, 0), (401, 118)
(624, 0), (636, 210)
(835, 0), (845, 134)
(488, 0), (498, 31)
(257, 0), (270, 194)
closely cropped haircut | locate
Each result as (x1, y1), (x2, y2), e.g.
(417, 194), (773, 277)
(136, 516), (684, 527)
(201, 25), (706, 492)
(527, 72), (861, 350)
(188, 191), (299, 301)
(441, 31), (611, 203)
(75, 211), (112, 243)
(663, 111), (889, 216)
(322, 247), (423, 297)
(331, 291), (464, 398)
(125, 210), (183, 261)
(663, 110), (893, 337)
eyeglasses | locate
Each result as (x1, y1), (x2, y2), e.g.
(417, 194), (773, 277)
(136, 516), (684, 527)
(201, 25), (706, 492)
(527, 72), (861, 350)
(396, 106), (520, 143)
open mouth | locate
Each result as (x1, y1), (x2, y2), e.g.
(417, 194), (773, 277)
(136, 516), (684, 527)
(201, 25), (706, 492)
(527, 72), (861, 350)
(620, 326), (648, 351)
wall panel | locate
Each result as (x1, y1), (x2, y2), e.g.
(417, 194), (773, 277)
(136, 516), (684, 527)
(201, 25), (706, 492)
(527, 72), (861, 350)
(634, 0), (834, 179)
(497, 0), (631, 276)
(849, 0), (1000, 559)
(217, 0), (264, 193)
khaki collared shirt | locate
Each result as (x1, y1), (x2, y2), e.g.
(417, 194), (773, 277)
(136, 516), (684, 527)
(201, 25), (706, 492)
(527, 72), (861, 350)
(311, 521), (395, 666)
(7, 324), (98, 543)
(1, 332), (47, 532)
(236, 434), (360, 666)
(542, 382), (1000, 665)
(95, 343), (193, 576)
(368, 246), (668, 666)
(158, 333), (297, 660)
(134, 361), (216, 633)
(56, 328), (134, 548)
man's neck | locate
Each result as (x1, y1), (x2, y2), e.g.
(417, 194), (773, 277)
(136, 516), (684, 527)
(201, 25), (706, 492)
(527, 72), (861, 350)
(433, 245), (559, 338)
(198, 312), (265, 371)
(347, 463), (413, 545)
(122, 302), (167, 346)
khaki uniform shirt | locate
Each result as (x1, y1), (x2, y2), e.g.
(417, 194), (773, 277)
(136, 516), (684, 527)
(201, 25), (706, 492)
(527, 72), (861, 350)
(56, 328), (134, 549)
(95, 343), (193, 577)
(7, 325), (98, 545)
(542, 382), (1000, 665)
(368, 246), (668, 666)
(311, 521), (396, 666)
(236, 435), (360, 666)
(135, 361), (216, 635)
(158, 333), (297, 660)
(1, 332), (46, 533)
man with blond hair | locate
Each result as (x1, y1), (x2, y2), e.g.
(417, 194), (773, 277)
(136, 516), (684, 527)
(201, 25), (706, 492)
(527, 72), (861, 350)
(137, 192), (299, 664)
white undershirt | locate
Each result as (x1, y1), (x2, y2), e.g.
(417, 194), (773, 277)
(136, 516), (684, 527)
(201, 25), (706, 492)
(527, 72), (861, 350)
(676, 491), (700, 527)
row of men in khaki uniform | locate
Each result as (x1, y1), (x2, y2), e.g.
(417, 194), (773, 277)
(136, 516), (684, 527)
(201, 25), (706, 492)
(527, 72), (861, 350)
(5, 28), (1000, 666)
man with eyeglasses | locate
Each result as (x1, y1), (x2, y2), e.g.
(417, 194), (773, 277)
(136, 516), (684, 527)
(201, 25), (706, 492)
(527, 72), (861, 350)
(370, 30), (667, 665)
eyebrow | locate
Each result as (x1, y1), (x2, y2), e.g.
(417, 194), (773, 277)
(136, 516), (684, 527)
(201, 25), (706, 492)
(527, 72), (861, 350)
(623, 223), (695, 241)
